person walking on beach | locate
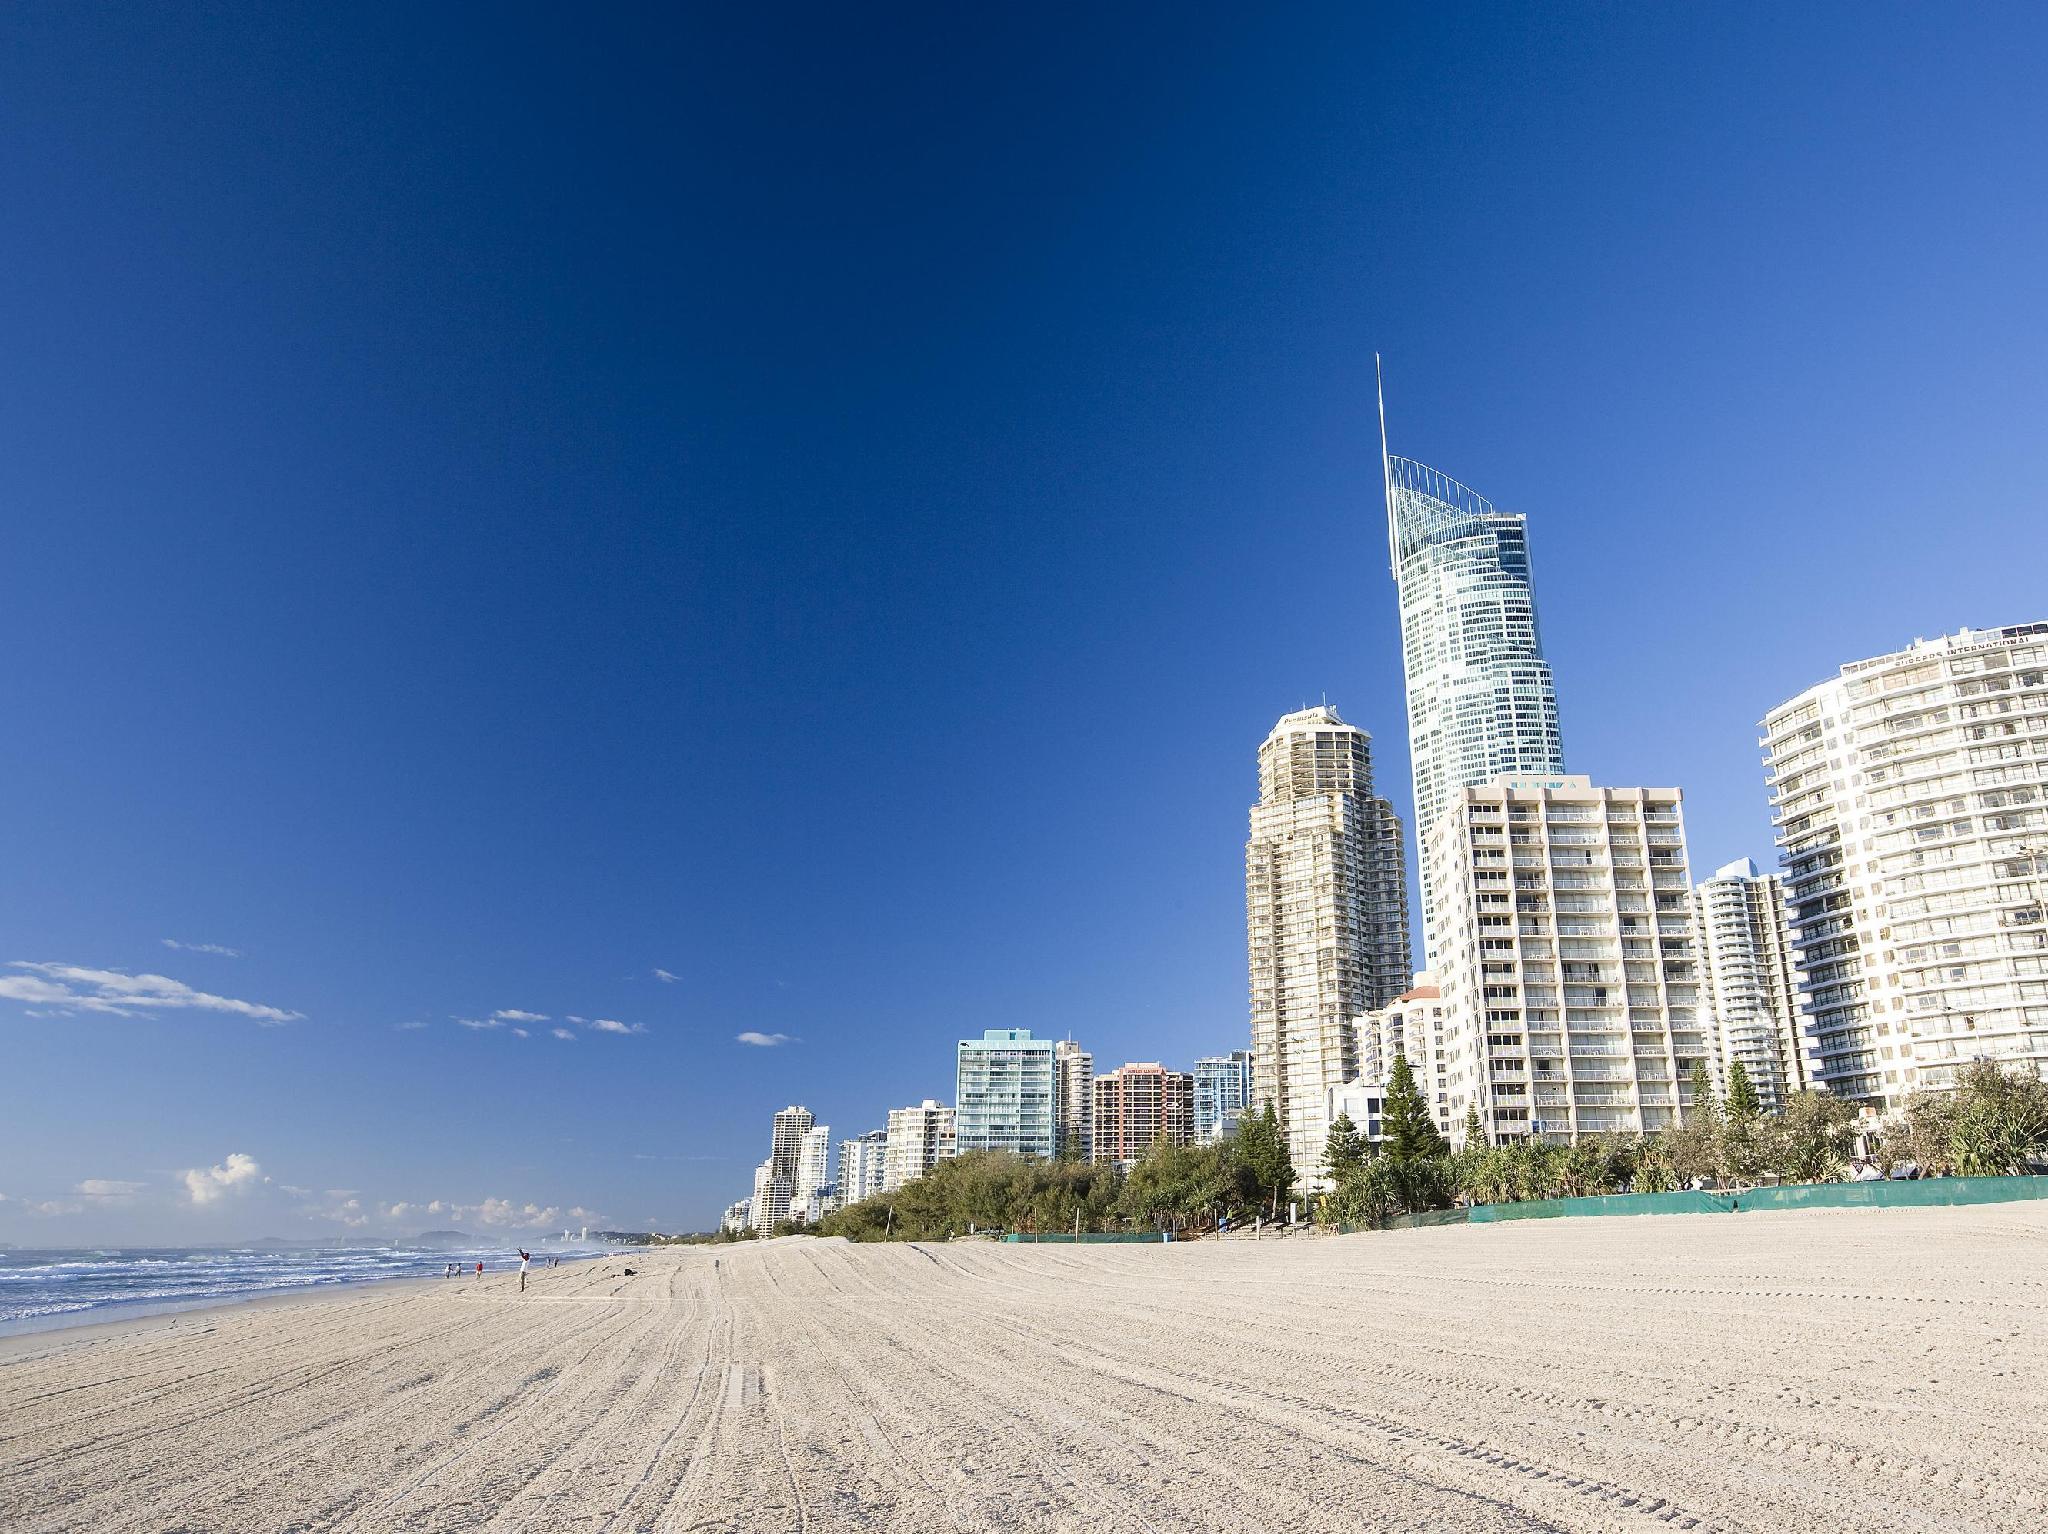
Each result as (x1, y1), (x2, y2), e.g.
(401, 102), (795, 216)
(518, 1248), (531, 1293)
(475, 1260), (484, 1278)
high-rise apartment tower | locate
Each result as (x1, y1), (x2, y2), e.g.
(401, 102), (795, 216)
(769, 1106), (814, 1181)
(1192, 1050), (1254, 1143)
(1053, 1039), (1094, 1160)
(1692, 858), (1808, 1111)
(955, 1029), (1057, 1158)
(883, 1100), (956, 1191)
(1427, 776), (1708, 1143)
(1092, 1063), (1195, 1166)
(837, 1129), (888, 1207)
(1246, 705), (1410, 1178)
(1761, 623), (2048, 1111)
(793, 1123), (833, 1224)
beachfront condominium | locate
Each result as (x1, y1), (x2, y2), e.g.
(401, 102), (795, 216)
(1191, 1049), (1253, 1143)
(793, 1124), (833, 1224)
(883, 1100), (957, 1191)
(1692, 858), (1809, 1111)
(1054, 1039), (1094, 1160)
(748, 1161), (791, 1232)
(769, 1106), (814, 1181)
(837, 1129), (888, 1207)
(955, 1029), (1057, 1158)
(1382, 431), (1566, 964)
(746, 1103), (816, 1231)
(1761, 623), (2048, 1113)
(1091, 1063), (1195, 1167)
(1426, 776), (1710, 1144)
(1360, 975), (1458, 1141)
(1246, 706), (1410, 1178)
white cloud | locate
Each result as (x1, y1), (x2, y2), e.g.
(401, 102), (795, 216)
(377, 1195), (600, 1232)
(652, 968), (679, 984)
(76, 1179), (144, 1200)
(180, 1152), (264, 1206)
(493, 1009), (548, 1023)
(511, 1027), (529, 1039)
(736, 1031), (794, 1047)
(551, 1027), (575, 1041)
(30, 1199), (83, 1216)
(470, 1197), (563, 1229)
(1, 962), (299, 1024)
(161, 939), (242, 958)
(453, 1016), (501, 1030)
(587, 1018), (646, 1035)
(385, 1200), (445, 1222)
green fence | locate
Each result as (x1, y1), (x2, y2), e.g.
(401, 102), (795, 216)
(1000, 1231), (1168, 1243)
(1466, 1174), (2048, 1223)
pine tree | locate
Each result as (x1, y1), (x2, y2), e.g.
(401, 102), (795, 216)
(1234, 1102), (1296, 1218)
(1725, 1060), (1763, 1123)
(1687, 1060), (1720, 1126)
(1323, 1112), (1366, 1184)
(1383, 1053), (1449, 1165)
(1462, 1104), (1486, 1149)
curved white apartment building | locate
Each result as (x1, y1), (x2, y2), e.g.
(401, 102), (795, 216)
(1761, 623), (2048, 1112)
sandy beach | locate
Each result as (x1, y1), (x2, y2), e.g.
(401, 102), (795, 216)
(3, 1204), (2044, 1532)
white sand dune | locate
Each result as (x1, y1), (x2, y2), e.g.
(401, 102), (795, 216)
(3, 1203), (2045, 1531)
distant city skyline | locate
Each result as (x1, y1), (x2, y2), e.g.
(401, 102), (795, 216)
(7, 7), (2048, 1237)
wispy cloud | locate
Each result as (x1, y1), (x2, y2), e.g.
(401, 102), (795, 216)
(652, 968), (680, 984)
(161, 938), (242, 958)
(396, 1020), (430, 1031)
(180, 1152), (264, 1206)
(76, 1179), (144, 1200)
(736, 1031), (795, 1047)
(1, 963), (300, 1024)
(631, 1152), (728, 1162)
(384, 1196), (605, 1232)
(453, 1010), (642, 1038)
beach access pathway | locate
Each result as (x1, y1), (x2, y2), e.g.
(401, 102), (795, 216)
(3, 1203), (2045, 1532)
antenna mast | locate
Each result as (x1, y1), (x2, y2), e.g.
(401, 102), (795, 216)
(1376, 352), (1398, 574)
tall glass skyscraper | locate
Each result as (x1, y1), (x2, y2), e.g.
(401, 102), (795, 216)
(1192, 1050), (1253, 1143)
(1382, 382), (1565, 960)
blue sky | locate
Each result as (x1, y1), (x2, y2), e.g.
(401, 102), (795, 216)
(4, 5), (2045, 1240)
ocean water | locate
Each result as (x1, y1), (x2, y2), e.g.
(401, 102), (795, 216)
(0, 1243), (611, 1334)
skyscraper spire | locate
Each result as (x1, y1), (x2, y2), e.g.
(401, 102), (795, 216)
(1376, 352), (1396, 571)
